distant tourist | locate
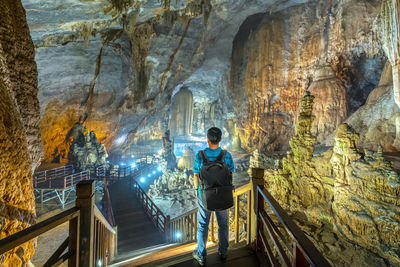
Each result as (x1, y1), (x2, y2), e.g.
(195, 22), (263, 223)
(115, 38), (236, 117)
(192, 127), (235, 265)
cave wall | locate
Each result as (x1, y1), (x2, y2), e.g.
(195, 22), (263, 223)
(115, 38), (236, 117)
(0, 0), (40, 264)
(229, 0), (386, 152)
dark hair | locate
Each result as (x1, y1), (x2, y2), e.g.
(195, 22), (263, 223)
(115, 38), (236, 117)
(207, 127), (222, 144)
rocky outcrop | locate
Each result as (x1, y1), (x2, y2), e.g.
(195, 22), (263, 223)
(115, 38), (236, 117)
(67, 123), (108, 172)
(0, 0), (41, 265)
(148, 169), (194, 197)
(265, 92), (400, 265)
(160, 130), (177, 170)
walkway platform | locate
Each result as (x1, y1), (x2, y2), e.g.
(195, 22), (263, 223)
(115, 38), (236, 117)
(111, 241), (260, 267)
(109, 180), (165, 255)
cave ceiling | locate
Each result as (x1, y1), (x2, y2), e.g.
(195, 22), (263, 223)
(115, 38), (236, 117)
(21, 0), (395, 161)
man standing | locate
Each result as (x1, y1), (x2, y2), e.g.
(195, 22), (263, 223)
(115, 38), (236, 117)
(192, 127), (235, 265)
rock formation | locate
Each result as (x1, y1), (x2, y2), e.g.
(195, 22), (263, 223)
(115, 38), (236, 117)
(67, 123), (108, 172)
(308, 64), (349, 143)
(169, 87), (194, 137)
(148, 169), (194, 197)
(177, 146), (195, 171)
(265, 92), (400, 265)
(230, 0), (385, 151)
(380, 0), (400, 149)
(0, 0), (42, 264)
(161, 130), (177, 170)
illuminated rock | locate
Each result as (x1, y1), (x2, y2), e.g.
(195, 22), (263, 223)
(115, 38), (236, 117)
(177, 146), (195, 171)
(231, 0), (385, 151)
(0, 0), (41, 264)
(67, 124), (108, 171)
(148, 169), (194, 197)
(169, 87), (194, 137)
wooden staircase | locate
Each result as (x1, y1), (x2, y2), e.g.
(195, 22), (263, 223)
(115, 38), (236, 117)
(109, 181), (165, 255)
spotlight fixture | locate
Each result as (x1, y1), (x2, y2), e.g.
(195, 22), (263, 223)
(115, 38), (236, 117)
(140, 177), (145, 183)
(148, 174), (151, 177)
(152, 170), (156, 174)
(120, 162), (125, 166)
(157, 166), (162, 171)
(97, 259), (102, 267)
(176, 232), (182, 238)
(131, 162), (137, 168)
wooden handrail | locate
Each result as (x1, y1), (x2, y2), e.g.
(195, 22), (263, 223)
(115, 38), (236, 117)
(132, 179), (167, 234)
(94, 205), (116, 234)
(257, 186), (332, 267)
(170, 207), (198, 223)
(233, 183), (252, 196)
(0, 207), (79, 255)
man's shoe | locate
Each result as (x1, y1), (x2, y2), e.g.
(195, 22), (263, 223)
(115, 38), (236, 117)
(192, 250), (206, 266)
(218, 252), (227, 262)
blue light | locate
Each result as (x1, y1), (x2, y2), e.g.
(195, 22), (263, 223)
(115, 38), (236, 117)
(157, 166), (162, 171)
(120, 162), (125, 166)
(131, 162), (137, 168)
(176, 232), (182, 238)
(152, 170), (156, 174)
(140, 177), (145, 183)
(148, 174), (151, 177)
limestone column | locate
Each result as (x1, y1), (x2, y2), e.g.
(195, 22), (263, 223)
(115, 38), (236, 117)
(381, 0), (400, 148)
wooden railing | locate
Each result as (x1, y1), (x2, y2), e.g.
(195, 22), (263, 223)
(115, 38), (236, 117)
(151, 168), (331, 267)
(132, 179), (168, 236)
(0, 180), (117, 267)
(167, 208), (198, 243)
(255, 185), (332, 267)
(64, 170), (90, 188)
(33, 169), (90, 189)
(33, 165), (74, 181)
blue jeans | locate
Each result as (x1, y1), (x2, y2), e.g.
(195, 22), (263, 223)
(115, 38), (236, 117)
(196, 199), (229, 257)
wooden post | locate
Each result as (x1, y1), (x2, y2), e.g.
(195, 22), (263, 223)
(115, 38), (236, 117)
(249, 168), (264, 249)
(69, 216), (80, 267)
(210, 212), (215, 242)
(165, 215), (171, 242)
(234, 196), (239, 243)
(76, 180), (95, 267)
(246, 190), (251, 245)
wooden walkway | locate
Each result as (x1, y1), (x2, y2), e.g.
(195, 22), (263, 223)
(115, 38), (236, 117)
(109, 181), (165, 255)
(140, 242), (260, 267)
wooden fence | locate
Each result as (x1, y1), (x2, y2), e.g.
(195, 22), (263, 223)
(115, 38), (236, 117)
(0, 181), (117, 267)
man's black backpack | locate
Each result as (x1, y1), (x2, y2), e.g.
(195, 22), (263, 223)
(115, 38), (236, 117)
(198, 150), (234, 211)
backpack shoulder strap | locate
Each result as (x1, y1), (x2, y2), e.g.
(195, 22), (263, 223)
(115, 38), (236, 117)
(199, 150), (209, 163)
(216, 150), (227, 162)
